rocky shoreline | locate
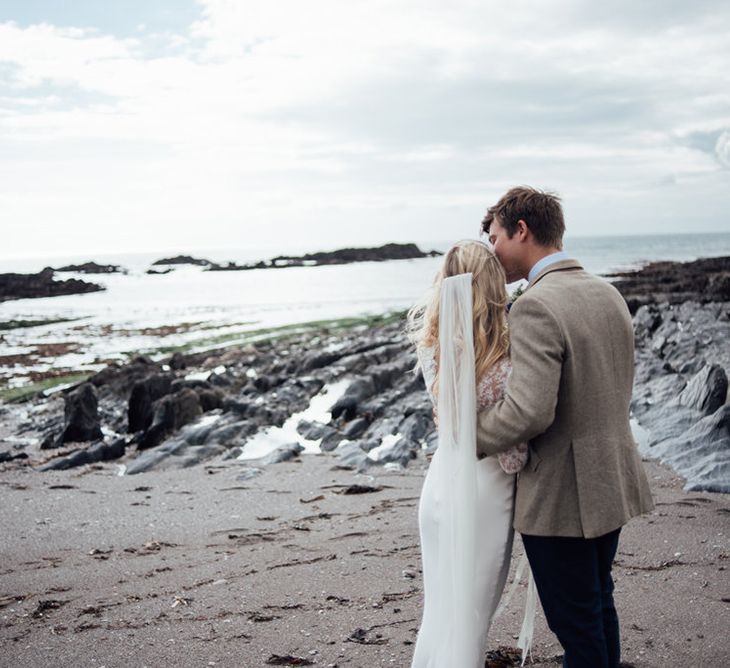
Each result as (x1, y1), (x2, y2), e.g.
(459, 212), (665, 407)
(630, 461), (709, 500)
(610, 258), (730, 492)
(608, 256), (730, 314)
(0, 256), (727, 495)
(0, 315), (427, 477)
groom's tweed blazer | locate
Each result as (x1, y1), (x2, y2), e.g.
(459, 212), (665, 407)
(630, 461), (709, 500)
(477, 259), (654, 538)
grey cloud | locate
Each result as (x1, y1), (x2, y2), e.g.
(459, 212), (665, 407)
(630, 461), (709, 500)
(271, 72), (653, 152)
(678, 129), (730, 168)
(716, 131), (730, 168)
(560, 0), (730, 31)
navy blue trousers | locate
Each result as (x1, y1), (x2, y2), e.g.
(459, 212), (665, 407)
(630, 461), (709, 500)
(522, 528), (621, 668)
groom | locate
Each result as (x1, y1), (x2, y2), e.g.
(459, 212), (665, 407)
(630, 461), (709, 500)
(476, 187), (654, 668)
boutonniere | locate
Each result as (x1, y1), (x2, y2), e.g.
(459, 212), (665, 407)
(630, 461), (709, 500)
(506, 284), (525, 312)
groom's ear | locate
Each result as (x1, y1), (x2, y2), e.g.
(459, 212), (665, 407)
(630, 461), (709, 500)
(515, 219), (529, 242)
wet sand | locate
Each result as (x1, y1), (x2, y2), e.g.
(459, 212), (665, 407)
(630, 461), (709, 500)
(0, 456), (728, 667)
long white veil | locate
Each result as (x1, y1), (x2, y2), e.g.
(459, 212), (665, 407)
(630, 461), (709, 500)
(430, 272), (482, 666)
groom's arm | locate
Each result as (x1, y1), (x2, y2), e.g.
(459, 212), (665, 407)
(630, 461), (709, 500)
(477, 294), (564, 458)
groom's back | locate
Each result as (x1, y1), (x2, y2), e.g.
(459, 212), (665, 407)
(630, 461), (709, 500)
(532, 267), (635, 430)
(514, 263), (653, 538)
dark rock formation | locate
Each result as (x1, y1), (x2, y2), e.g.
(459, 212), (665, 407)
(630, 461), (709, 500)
(609, 256), (730, 314)
(0, 267), (104, 302)
(127, 373), (175, 433)
(39, 437), (126, 471)
(259, 442), (303, 466)
(342, 417), (369, 439)
(206, 243), (442, 272)
(62, 383), (104, 443)
(268, 243), (442, 267)
(330, 377), (376, 421)
(151, 255), (212, 267)
(644, 405), (730, 493)
(169, 352), (187, 370)
(54, 262), (125, 274)
(320, 430), (345, 452)
(332, 441), (370, 471)
(679, 364), (728, 414)
(297, 420), (335, 441)
(0, 450), (28, 463)
(41, 383), (104, 449)
(90, 356), (162, 397)
(631, 298), (730, 492)
(137, 388), (203, 450)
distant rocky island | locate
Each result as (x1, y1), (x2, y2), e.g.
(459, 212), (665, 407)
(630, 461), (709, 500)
(150, 255), (211, 268)
(54, 261), (126, 275)
(149, 243), (442, 273)
(0, 267), (104, 302)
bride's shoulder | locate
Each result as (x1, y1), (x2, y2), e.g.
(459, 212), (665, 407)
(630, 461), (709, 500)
(494, 353), (511, 366)
(489, 354), (512, 375)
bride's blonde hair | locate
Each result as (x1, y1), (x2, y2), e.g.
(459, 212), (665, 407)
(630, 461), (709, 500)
(407, 240), (510, 393)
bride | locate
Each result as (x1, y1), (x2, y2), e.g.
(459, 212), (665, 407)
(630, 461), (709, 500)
(407, 240), (529, 667)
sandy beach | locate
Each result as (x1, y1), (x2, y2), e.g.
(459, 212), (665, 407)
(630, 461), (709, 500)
(1, 453), (728, 668)
(2, 255), (729, 667)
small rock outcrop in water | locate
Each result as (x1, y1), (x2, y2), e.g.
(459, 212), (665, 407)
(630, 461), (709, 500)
(150, 255), (213, 268)
(54, 261), (126, 274)
(206, 243), (442, 272)
(267, 243), (442, 267)
(144, 244), (441, 274)
(0, 268), (104, 302)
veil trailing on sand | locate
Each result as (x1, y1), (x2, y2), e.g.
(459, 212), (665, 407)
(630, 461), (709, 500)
(431, 273), (481, 666)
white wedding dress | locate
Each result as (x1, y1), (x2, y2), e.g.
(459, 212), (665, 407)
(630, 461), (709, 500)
(411, 274), (529, 668)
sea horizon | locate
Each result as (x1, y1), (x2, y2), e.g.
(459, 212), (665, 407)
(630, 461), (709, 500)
(3, 230), (730, 276)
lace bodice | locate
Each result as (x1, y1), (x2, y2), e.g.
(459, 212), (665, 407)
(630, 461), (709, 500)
(417, 346), (528, 474)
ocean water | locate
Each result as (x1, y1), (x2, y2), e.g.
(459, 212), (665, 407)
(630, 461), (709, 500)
(2, 232), (730, 388)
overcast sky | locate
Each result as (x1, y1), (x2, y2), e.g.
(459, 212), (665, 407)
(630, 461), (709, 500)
(1, 0), (729, 259)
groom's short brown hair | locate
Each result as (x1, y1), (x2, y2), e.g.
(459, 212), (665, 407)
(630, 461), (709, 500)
(482, 186), (565, 249)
